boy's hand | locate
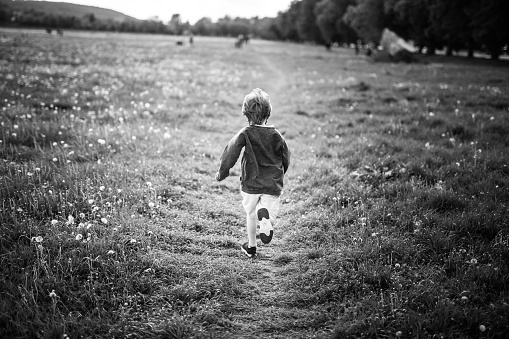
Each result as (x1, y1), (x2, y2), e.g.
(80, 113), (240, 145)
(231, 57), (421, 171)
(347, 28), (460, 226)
(215, 172), (221, 181)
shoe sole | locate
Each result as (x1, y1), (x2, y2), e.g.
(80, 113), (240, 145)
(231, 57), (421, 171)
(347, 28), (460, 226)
(258, 208), (273, 244)
(241, 244), (256, 258)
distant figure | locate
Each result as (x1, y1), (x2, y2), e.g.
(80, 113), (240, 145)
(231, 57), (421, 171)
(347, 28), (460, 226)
(235, 36), (243, 49)
(324, 41), (332, 51)
(243, 34), (250, 44)
(189, 34), (194, 45)
(176, 41), (184, 46)
(366, 43), (373, 57)
(57, 28), (64, 36)
(355, 40), (360, 55)
(46, 28), (52, 35)
(215, 88), (291, 258)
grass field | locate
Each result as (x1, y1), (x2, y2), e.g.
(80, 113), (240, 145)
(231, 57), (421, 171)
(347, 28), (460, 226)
(1, 28), (509, 339)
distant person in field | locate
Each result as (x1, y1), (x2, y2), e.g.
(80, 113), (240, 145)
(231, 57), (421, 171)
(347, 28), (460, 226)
(215, 88), (291, 258)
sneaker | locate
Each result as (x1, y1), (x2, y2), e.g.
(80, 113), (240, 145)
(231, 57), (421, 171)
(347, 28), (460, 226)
(241, 242), (256, 258)
(258, 208), (273, 244)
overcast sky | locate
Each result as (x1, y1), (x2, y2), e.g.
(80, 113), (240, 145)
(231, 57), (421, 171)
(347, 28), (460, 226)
(44, 0), (293, 24)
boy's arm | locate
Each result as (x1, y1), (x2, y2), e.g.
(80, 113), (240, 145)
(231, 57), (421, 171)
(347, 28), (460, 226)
(282, 140), (291, 174)
(216, 130), (246, 181)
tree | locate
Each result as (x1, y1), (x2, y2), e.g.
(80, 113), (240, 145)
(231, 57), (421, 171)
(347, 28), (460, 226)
(297, 0), (324, 43)
(274, 1), (302, 41)
(343, 0), (385, 44)
(468, 0), (509, 59)
(192, 17), (212, 35)
(315, 0), (357, 43)
(169, 13), (182, 35)
(427, 0), (474, 56)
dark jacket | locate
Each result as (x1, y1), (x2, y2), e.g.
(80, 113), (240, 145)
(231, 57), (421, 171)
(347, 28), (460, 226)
(217, 125), (290, 196)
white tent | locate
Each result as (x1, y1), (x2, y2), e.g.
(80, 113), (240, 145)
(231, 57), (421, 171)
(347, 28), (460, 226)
(380, 28), (416, 59)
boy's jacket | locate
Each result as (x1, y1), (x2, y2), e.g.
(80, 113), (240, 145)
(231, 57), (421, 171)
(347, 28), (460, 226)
(217, 125), (290, 196)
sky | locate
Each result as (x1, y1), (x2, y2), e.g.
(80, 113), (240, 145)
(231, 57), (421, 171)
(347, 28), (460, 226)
(44, 0), (294, 24)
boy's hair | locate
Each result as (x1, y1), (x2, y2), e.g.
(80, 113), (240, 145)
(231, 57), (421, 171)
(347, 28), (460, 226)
(242, 88), (272, 125)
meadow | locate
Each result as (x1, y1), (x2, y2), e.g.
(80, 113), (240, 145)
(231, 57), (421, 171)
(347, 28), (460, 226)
(0, 28), (508, 339)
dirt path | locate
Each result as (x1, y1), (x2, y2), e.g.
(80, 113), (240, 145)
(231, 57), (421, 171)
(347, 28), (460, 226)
(223, 55), (328, 338)
(260, 54), (289, 94)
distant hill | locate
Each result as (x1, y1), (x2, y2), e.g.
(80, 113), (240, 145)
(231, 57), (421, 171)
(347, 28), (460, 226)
(3, 0), (138, 22)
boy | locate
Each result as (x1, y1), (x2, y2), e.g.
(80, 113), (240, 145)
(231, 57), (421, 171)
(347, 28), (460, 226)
(215, 88), (290, 258)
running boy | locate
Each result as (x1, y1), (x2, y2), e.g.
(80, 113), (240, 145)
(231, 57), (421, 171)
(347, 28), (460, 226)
(215, 88), (291, 258)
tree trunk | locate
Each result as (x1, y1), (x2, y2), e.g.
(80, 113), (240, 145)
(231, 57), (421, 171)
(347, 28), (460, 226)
(467, 47), (474, 58)
(490, 45), (501, 60)
(426, 45), (436, 55)
(446, 45), (453, 56)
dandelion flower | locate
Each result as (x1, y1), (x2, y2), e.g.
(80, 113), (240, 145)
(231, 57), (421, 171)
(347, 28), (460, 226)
(148, 202), (155, 208)
(146, 182), (152, 187)
(101, 218), (108, 224)
(52, 158), (58, 162)
(130, 239), (137, 244)
(479, 325), (486, 332)
(75, 234), (83, 241)
(98, 139), (106, 145)
(470, 258), (478, 264)
(99, 186), (105, 191)
(49, 290), (57, 298)
(35, 236), (43, 243)
(51, 220), (58, 225)
(88, 199), (94, 204)
(79, 213), (85, 218)
(67, 215), (75, 225)
(107, 250), (115, 255)
(395, 331), (402, 337)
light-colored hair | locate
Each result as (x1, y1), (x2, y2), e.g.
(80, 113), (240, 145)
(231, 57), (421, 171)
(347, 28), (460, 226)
(242, 88), (272, 125)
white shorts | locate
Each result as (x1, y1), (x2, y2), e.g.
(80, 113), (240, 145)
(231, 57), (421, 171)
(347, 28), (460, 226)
(241, 191), (280, 223)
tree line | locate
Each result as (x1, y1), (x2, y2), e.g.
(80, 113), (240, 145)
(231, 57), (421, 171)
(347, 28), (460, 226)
(1, 0), (508, 59)
(270, 0), (508, 59)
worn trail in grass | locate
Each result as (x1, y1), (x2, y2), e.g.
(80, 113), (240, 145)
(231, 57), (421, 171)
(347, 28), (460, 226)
(225, 47), (332, 338)
(141, 43), (333, 338)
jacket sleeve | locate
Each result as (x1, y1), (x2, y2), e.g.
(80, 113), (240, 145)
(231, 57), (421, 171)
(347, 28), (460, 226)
(217, 129), (246, 181)
(282, 139), (290, 174)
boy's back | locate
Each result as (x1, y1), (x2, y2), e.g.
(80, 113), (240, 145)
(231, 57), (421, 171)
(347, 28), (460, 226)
(217, 124), (290, 196)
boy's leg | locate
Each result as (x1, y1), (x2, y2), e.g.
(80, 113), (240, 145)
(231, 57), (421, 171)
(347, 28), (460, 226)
(241, 191), (261, 249)
(257, 194), (280, 244)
